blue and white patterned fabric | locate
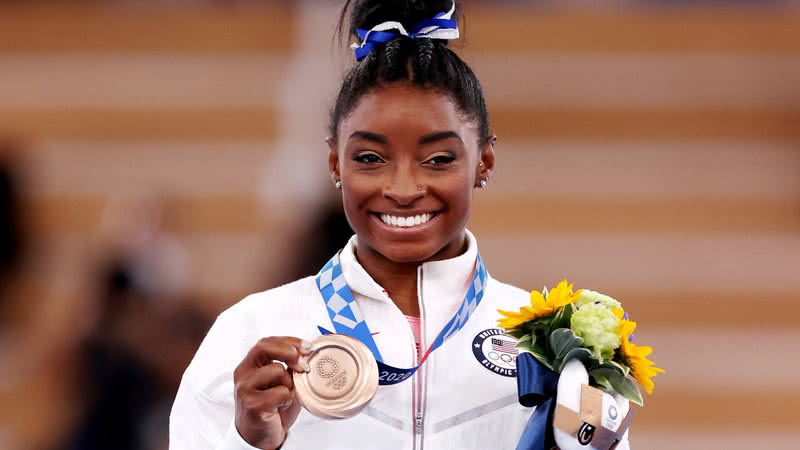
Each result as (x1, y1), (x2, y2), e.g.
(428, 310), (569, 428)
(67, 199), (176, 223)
(351, 0), (460, 61)
(315, 251), (488, 385)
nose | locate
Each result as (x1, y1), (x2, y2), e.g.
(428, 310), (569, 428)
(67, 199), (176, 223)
(382, 166), (424, 206)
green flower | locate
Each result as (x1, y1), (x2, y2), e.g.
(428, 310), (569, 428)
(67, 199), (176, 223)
(575, 289), (622, 311)
(570, 302), (621, 361)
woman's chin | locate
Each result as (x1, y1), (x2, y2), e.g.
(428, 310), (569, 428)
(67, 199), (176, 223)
(376, 242), (441, 265)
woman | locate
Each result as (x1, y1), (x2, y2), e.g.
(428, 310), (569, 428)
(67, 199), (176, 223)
(170, 1), (631, 449)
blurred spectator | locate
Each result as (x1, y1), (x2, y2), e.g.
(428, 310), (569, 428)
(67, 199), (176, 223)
(0, 142), (26, 450)
(272, 199), (353, 286)
(63, 196), (210, 450)
(0, 141), (25, 328)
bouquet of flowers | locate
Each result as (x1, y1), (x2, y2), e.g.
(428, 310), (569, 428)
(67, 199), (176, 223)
(497, 280), (663, 406)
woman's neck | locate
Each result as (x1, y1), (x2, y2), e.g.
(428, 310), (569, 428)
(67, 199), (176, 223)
(353, 234), (469, 318)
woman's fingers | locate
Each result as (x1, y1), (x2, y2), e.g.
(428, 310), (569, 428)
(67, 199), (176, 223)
(248, 362), (295, 391)
(238, 336), (312, 374)
(243, 385), (294, 418)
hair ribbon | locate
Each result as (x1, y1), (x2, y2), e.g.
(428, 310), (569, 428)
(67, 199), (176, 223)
(351, 0), (459, 61)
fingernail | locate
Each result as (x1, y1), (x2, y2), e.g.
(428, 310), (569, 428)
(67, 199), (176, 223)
(300, 340), (314, 354)
(298, 356), (311, 373)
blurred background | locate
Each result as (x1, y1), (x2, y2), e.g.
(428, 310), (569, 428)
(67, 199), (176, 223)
(1, 0), (799, 449)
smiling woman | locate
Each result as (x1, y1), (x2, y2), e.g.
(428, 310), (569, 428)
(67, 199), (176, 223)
(330, 84), (494, 284)
(169, 1), (632, 450)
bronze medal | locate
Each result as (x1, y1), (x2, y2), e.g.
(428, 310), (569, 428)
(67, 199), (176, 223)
(293, 334), (378, 419)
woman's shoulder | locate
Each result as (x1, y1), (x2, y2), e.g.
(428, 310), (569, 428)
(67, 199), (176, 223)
(201, 275), (324, 357)
(180, 276), (325, 398)
(223, 275), (321, 319)
(486, 276), (531, 310)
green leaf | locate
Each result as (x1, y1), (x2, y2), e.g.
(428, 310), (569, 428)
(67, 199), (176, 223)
(590, 368), (643, 407)
(595, 362), (628, 377)
(526, 349), (555, 371)
(557, 347), (594, 372)
(589, 369), (614, 391)
(514, 334), (531, 344)
(548, 304), (575, 335)
(605, 360), (631, 377)
(515, 334), (533, 352)
(505, 328), (527, 339)
(525, 315), (556, 334)
(609, 375), (644, 407)
(549, 328), (584, 361)
(589, 367), (616, 390)
(531, 338), (554, 361)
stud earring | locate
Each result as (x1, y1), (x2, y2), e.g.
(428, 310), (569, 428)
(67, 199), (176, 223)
(479, 179), (488, 188)
(334, 180), (342, 189)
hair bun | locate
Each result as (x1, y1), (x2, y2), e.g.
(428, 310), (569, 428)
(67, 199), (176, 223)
(341, 0), (458, 44)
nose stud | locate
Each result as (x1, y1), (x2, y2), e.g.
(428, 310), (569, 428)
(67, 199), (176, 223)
(417, 185), (425, 192)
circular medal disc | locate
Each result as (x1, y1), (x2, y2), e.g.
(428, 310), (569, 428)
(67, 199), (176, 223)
(293, 334), (379, 419)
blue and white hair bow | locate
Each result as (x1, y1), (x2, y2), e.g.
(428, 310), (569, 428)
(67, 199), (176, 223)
(351, 0), (459, 61)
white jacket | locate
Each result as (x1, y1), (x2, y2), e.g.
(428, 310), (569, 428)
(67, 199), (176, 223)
(170, 231), (631, 450)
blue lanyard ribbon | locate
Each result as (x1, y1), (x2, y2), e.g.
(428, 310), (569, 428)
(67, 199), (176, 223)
(315, 252), (487, 385)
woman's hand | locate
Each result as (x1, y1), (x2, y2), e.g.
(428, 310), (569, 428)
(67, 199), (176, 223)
(233, 337), (312, 450)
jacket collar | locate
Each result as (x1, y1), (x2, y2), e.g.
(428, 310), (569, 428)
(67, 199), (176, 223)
(338, 229), (480, 314)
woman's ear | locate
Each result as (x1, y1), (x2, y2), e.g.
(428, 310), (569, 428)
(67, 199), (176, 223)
(327, 136), (341, 183)
(476, 134), (497, 187)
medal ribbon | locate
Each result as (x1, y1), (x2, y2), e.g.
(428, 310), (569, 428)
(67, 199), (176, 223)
(315, 252), (487, 385)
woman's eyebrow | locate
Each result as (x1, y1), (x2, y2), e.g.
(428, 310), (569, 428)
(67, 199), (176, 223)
(418, 131), (462, 145)
(349, 131), (388, 144)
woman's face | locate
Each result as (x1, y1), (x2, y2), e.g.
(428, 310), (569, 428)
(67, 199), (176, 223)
(329, 84), (494, 264)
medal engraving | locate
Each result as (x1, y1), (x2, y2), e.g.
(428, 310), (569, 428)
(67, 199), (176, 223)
(293, 334), (378, 419)
(316, 356), (339, 378)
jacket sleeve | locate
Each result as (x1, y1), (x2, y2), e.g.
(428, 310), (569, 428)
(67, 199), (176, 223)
(169, 382), (261, 450)
(169, 307), (263, 450)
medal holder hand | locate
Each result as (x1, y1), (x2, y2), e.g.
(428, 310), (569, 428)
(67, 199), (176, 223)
(233, 337), (311, 450)
(553, 360), (633, 450)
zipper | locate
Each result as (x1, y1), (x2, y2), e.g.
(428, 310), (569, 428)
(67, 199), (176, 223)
(413, 265), (428, 449)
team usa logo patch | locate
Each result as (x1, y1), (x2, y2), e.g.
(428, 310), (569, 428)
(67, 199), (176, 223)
(472, 328), (518, 377)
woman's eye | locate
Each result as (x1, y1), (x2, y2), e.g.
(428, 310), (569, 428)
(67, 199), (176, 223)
(424, 154), (456, 166)
(353, 153), (384, 164)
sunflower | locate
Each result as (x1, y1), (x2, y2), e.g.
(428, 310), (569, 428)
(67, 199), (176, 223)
(497, 280), (582, 330)
(618, 319), (665, 395)
(496, 305), (537, 330)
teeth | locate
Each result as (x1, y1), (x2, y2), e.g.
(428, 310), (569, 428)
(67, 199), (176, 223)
(380, 213), (433, 228)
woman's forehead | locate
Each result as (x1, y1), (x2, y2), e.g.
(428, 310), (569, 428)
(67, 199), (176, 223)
(341, 85), (472, 138)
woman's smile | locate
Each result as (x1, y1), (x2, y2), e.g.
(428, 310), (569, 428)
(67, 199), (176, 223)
(376, 212), (436, 228)
(370, 211), (442, 237)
